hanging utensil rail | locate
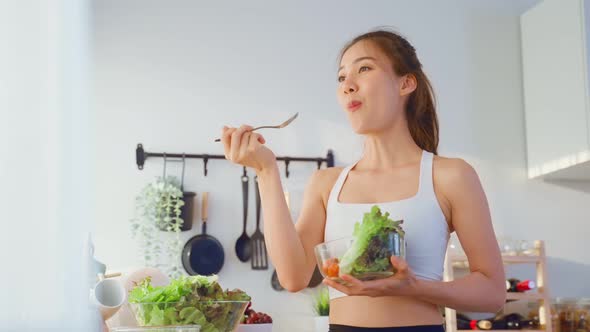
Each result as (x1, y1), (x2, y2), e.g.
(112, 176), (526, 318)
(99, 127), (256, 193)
(135, 143), (335, 177)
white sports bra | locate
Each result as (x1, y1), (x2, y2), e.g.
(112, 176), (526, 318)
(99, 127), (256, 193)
(324, 150), (450, 300)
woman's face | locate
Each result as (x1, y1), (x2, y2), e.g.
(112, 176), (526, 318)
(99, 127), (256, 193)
(337, 40), (409, 135)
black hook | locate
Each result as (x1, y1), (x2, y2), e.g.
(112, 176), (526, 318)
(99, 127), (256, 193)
(203, 155), (209, 177)
(242, 166), (247, 177)
(284, 158), (290, 178)
(316, 160), (322, 170)
(136, 143), (146, 170)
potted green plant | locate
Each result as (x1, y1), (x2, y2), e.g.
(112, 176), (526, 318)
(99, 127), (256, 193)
(312, 286), (330, 332)
(178, 191), (196, 231)
(130, 176), (185, 278)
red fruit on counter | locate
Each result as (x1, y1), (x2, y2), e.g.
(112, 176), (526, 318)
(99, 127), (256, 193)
(243, 305), (273, 324)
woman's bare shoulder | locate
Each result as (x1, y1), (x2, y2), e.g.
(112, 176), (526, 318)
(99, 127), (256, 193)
(306, 167), (345, 202)
(314, 166), (345, 180)
(432, 155), (483, 230)
(433, 155), (478, 181)
(432, 154), (483, 207)
(310, 166), (345, 187)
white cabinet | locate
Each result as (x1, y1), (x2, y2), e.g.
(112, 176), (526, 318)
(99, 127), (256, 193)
(521, 0), (590, 180)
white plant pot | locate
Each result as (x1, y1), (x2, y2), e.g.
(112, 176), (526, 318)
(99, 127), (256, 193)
(314, 316), (329, 332)
(236, 323), (273, 332)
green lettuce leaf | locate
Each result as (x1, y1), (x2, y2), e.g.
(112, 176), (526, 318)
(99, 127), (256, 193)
(128, 274), (250, 330)
(339, 205), (404, 276)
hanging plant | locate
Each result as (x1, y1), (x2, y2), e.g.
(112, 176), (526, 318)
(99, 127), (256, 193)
(130, 176), (185, 278)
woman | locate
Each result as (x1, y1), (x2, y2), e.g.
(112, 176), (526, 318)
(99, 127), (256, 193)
(220, 29), (505, 332)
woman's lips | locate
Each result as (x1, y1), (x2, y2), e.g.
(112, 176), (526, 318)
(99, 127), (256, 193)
(347, 101), (362, 112)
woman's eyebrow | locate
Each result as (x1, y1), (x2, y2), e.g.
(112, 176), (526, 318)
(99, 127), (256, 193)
(338, 56), (377, 72)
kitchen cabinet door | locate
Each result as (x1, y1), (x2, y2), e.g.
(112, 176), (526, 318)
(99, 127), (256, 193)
(521, 0), (590, 180)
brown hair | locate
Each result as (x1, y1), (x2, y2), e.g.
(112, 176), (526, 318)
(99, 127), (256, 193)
(340, 29), (439, 155)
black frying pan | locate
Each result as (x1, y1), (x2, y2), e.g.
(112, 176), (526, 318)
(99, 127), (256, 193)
(182, 192), (225, 275)
(271, 266), (323, 291)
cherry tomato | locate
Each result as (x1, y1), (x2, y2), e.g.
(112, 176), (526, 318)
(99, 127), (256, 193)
(326, 262), (339, 278)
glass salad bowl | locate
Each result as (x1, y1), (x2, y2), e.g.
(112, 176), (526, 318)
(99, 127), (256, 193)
(111, 326), (201, 332)
(129, 300), (249, 332)
(314, 230), (405, 285)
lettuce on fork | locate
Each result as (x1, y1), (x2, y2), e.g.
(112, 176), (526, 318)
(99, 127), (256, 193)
(128, 275), (250, 332)
(339, 205), (404, 276)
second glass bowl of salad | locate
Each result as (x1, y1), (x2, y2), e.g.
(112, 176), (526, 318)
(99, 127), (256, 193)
(129, 300), (249, 331)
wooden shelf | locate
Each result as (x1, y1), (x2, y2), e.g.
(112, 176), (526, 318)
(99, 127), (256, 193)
(444, 240), (551, 332)
(506, 292), (545, 301)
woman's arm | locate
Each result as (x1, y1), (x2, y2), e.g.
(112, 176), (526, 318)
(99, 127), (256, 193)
(257, 166), (328, 292)
(412, 158), (506, 312)
(221, 125), (328, 292)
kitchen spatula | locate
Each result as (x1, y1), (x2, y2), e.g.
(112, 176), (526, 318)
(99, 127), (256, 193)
(251, 176), (268, 270)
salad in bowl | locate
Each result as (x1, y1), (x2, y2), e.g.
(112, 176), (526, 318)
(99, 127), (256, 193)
(315, 206), (406, 284)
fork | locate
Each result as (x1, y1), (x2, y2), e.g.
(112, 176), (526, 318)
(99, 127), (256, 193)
(214, 112), (298, 142)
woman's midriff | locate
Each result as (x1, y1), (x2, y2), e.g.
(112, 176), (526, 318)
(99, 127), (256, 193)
(329, 295), (443, 327)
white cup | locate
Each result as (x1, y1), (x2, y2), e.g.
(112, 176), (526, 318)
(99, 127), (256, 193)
(90, 278), (127, 321)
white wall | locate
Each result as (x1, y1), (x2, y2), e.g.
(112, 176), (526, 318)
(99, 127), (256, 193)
(92, 1), (590, 331)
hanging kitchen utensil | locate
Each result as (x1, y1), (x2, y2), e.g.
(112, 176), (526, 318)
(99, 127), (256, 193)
(179, 155), (196, 231)
(251, 176), (268, 270)
(270, 270), (283, 291)
(308, 266), (324, 288)
(271, 261), (323, 290)
(235, 167), (252, 262)
(181, 192), (225, 275)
